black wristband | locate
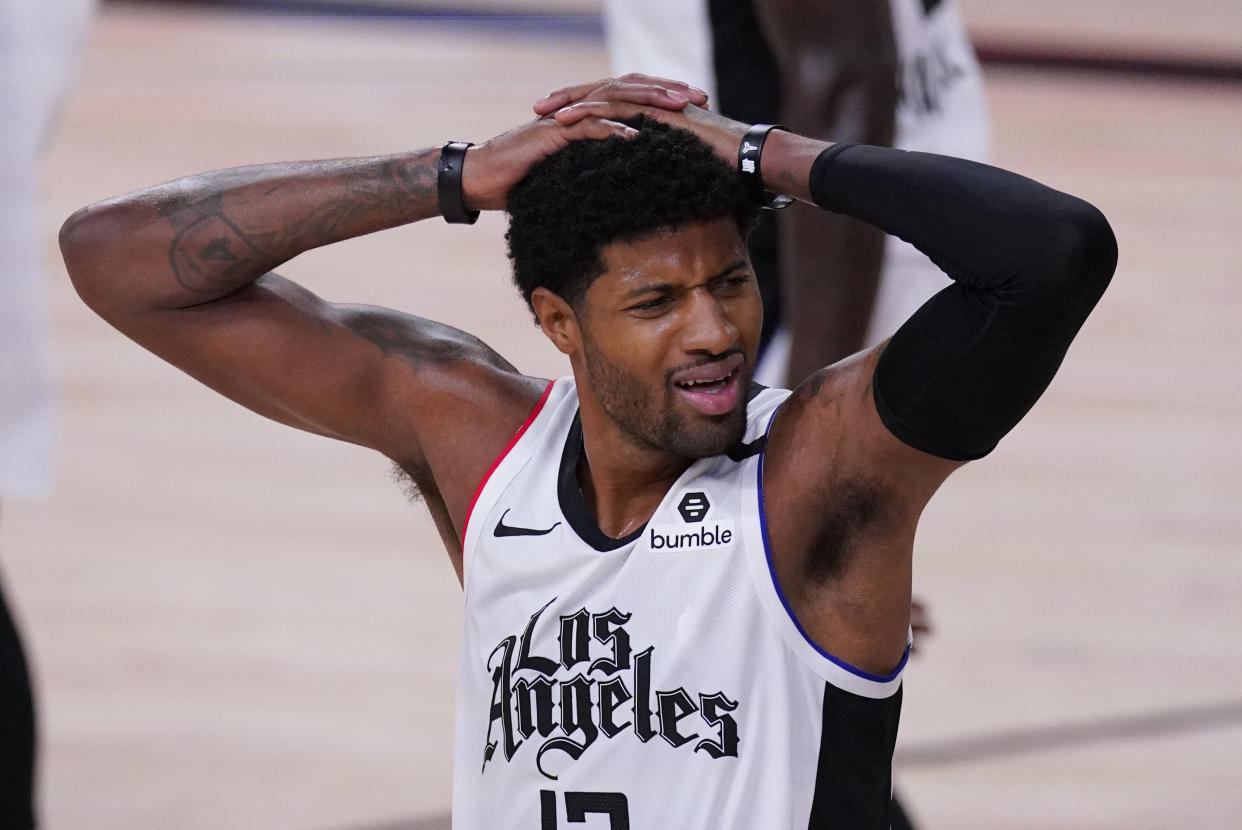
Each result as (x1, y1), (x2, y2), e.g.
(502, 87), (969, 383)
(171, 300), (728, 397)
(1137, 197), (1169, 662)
(438, 141), (480, 225)
(738, 124), (793, 210)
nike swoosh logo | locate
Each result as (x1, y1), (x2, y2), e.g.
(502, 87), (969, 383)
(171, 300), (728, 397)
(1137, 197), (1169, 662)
(493, 509), (561, 538)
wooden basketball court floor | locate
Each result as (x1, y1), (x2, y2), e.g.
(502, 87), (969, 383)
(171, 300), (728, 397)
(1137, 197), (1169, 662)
(4, 2), (1240, 827)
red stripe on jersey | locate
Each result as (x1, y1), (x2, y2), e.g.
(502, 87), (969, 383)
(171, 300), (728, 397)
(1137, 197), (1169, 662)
(460, 380), (556, 553)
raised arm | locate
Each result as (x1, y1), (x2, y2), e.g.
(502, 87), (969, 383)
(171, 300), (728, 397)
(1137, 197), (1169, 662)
(62, 153), (442, 313)
(61, 151), (468, 453)
(58, 92), (693, 573)
(757, 132), (1117, 672)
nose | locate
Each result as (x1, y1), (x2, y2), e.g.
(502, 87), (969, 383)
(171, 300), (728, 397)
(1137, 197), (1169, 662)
(680, 288), (739, 356)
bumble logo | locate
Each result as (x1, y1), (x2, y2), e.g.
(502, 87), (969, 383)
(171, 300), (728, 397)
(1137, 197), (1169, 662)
(651, 491), (734, 551)
(677, 491), (710, 523)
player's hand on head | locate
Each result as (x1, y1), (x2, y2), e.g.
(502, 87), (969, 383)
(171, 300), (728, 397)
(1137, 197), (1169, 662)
(462, 115), (638, 211)
(465, 75), (742, 212)
(550, 95), (750, 168)
(532, 73), (708, 117)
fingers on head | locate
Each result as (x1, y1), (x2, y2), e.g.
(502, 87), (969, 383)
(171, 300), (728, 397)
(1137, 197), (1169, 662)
(553, 101), (612, 124)
(535, 78), (611, 111)
(536, 75), (708, 114)
(555, 101), (655, 129)
(618, 72), (708, 97)
(619, 81), (691, 106)
(565, 117), (637, 140)
(589, 78), (692, 108)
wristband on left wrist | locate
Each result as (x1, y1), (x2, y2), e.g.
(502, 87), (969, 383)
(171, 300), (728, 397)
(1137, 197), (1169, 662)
(738, 124), (793, 210)
(438, 141), (480, 225)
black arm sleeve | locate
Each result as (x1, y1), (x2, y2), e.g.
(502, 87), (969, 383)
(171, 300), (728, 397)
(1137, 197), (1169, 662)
(808, 144), (1118, 460)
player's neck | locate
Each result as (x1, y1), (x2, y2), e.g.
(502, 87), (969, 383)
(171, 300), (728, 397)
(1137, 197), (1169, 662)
(575, 408), (691, 540)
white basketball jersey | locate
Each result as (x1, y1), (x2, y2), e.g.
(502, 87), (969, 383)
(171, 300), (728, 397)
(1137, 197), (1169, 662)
(452, 378), (906, 829)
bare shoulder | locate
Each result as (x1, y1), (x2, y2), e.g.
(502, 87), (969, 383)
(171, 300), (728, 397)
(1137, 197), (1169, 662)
(322, 297), (550, 519)
(760, 345), (959, 675)
(762, 348), (900, 568)
(764, 343), (958, 513)
(763, 346), (887, 494)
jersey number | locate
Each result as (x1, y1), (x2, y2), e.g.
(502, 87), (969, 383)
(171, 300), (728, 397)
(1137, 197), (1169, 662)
(540, 790), (630, 829)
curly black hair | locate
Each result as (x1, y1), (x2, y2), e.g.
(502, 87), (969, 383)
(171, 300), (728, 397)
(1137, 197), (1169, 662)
(505, 116), (757, 320)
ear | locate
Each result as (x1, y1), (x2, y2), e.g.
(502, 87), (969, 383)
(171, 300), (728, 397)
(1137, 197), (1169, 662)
(531, 287), (581, 356)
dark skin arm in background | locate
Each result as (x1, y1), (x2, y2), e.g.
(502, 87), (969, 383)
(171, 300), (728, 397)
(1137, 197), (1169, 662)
(753, 0), (898, 385)
(57, 78), (705, 581)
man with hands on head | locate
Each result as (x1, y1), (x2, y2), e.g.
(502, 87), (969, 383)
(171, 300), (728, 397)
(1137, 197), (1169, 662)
(59, 76), (1115, 829)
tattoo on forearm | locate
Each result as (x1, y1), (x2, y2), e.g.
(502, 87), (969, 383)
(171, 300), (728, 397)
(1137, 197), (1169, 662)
(167, 197), (273, 294)
(388, 157), (437, 207)
(163, 153), (438, 296)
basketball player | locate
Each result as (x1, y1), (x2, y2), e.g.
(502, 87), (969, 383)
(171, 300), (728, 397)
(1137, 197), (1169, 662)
(59, 76), (1115, 828)
(604, 0), (990, 385)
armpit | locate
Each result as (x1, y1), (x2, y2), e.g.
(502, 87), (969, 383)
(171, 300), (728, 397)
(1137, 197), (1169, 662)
(804, 477), (890, 583)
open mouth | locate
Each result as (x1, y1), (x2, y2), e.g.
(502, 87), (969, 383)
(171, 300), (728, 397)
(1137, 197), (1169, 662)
(675, 367), (736, 395)
(672, 355), (745, 417)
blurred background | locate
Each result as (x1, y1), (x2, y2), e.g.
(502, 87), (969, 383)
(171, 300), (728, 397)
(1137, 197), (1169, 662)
(2, 0), (1240, 827)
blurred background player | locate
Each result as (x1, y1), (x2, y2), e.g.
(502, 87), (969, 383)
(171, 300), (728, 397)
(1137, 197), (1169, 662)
(0, 0), (94, 825)
(603, 0), (990, 386)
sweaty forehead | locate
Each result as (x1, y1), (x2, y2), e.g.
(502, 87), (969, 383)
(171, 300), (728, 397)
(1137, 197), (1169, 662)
(595, 219), (748, 295)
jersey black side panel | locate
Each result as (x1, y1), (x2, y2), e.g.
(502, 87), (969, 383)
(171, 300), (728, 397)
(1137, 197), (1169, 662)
(807, 682), (902, 829)
(707, 0), (783, 355)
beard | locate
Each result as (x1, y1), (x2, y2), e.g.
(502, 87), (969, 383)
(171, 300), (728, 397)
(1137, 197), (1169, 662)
(582, 341), (749, 460)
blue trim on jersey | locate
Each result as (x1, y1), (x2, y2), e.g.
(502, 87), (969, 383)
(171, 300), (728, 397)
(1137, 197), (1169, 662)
(755, 406), (910, 685)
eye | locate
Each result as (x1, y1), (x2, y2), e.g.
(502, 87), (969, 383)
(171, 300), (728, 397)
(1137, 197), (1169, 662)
(713, 273), (752, 294)
(627, 295), (673, 315)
